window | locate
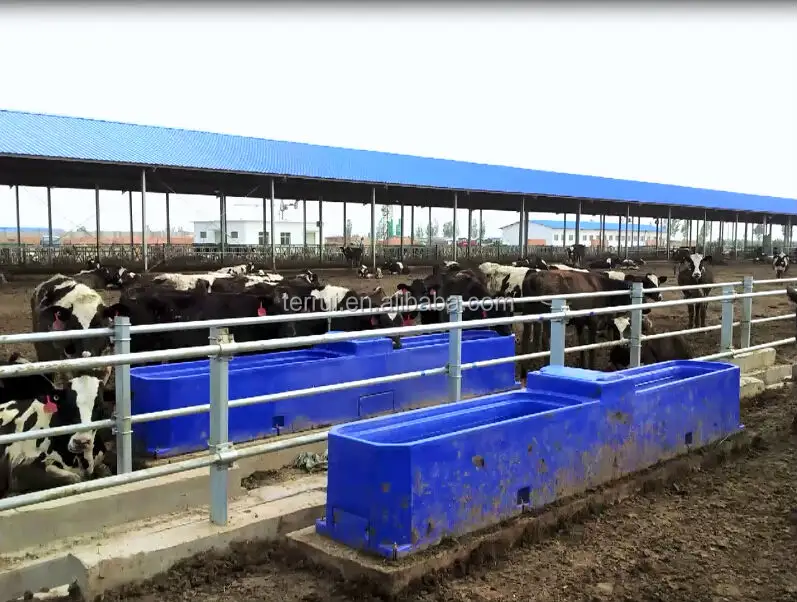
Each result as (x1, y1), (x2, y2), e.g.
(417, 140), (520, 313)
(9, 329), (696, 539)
(280, 232), (291, 245)
(199, 231), (207, 239)
(258, 231), (269, 245)
(230, 231), (239, 239)
(568, 234), (574, 241)
(554, 234), (559, 241)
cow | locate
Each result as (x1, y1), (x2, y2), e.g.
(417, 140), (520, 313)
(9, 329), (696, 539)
(676, 253), (714, 329)
(773, 252), (789, 279)
(340, 245), (364, 268)
(599, 271), (668, 302)
(84, 259), (138, 289)
(31, 275), (129, 369)
(588, 256), (621, 270)
(215, 263), (256, 276)
(381, 261), (410, 275)
(671, 246), (696, 275)
(116, 284), (300, 357)
(357, 265), (383, 279)
(566, 243), (587, 268)
(297, 269), (319, 285)
(395, 269), (512, 336)
(0, 369), (112, 495)
(511, 256), (549, 270)
(606, 315), (692, 370)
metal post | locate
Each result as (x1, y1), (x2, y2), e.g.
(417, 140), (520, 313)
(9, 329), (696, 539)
(410, 205), (415, 247)
(743, 221), (748, 254)
(519, 197), (525, 252)
(165, 192), (171, 247)
(740, 276), (753, 349)
(479, 209), (484, 246)
(466, 207), (472, 259)
(703, 210), (708, 252)
(617, 215), (621, 253)
(129, 190), (134, 258)
(655, 217), (659, 253)
(141, 170), (148, 272)
(562, 213), (567, 250)
(261, 196), (268, 257)
(788, 217), (793, 252)
(318, 198), (324, 262)
(636, 214), (641, 256)
(447, 295), (463, 403)
(343, 201), (348, 247)
(768, 219), (774, 255)
(624, 205), (630, 258)
(599, 214), (604, 252)
(629, 282), (643, 368)
(14, 185), (21, 260)
(209, 326), (232, 526)
(734, 213), (739, 259)
(575, 201), (582, 252)
(113, 316), (132, 474)
(94, 185), (101, 260)
(400, 203), (406, 257)
(522, 207), (529, 259)
(270, 179), (276, 271)
(720, 284), (735, 353)
(452, 192), (458, 262)
(371, 187), (377, 270)
(549, 298), (567, 366)
(427, 205), (432, 248)
(219, 195), (226, 265)
(303, 199), (308, 255)
(46, 186), (53, 256)
(666, 207), (672, 259)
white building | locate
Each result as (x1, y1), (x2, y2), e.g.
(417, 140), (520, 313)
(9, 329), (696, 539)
(192, 219), (321, 246)
(499, 219), (663, 248)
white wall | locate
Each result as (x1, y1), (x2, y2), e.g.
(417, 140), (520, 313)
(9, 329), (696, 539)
(193, 220), (321, 245)
(500, 221), (662, 247)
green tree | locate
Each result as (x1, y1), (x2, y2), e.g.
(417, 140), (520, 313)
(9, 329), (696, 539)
(442, 220), (459, 239)
(414, 226), (426, 241)
(425, 219), (440, 240)
(470, 217), (486, 241)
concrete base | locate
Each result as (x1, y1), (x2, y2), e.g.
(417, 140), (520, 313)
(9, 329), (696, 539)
(285, 431), (757, 597)
(741, 376), (766, 399)
(0, 476), (327, 601)
(0, 429), (328, 555)
(729, 348), (776, 373)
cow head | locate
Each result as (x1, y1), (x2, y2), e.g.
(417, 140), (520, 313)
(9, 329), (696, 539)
(357, 265), (368, 279)
(41, 302), (131, 360)
(773, 253), (789, 275)
(47, 372), (107, 461)
(625, 273), (668, 303)
(685, 253), (712, 281)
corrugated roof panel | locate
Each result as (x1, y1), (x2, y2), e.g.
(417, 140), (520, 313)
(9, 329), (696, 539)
(0, 109), (794, 215)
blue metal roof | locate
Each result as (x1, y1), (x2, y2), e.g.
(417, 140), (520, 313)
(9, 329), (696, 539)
(530, 220), (658, 232)
(0, 109), (794, 216)
(0, 226), (65, 234)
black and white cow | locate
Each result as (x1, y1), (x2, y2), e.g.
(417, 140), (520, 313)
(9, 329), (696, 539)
(357, 265), (383, 279)
(606, 315), (692, 370)
(381, 261), (410, 275)
(31, 275), (129, 367)
(215, 263), (257, 276)
(511, 256), (549, 270)
(676, 252), (714, 329)
(340, 245), (364, 268)
(0, 368), (111, 495)
(671, 246), (696, 275)
(773, 252), (789, 279)
(566, 243), (587, 268)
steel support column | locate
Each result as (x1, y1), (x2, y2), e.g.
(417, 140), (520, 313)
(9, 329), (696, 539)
(128, 191), (134, 257)
(400, 203), (405, 257)
(318, 198), (324, 261)
(270, 179), (276, 271)
(261, 196), (268, 257)
(666, 208), (672, 258)
(165, 193), (171, 246)
(303, 199), (308, 255)
(14, 186), (21, 258)
(94, 185), (101, 260)
(219, 195), (226, 265)
(371, 187), (377, 270)
(575, 201), (582, 250)
(519, 197), (525, 251)
(46, 187), (53, 257)
(466, 207), (472, 259)
(452, 192), (458, 262)
(141, 170), (148, 272)
(624, 205), (630, 258)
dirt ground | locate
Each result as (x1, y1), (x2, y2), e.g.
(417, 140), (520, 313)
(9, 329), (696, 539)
(2, 261), (795, 368)
(3, 261), (797, 601)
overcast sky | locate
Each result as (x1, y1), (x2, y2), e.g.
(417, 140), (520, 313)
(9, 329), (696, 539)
(0, 3), (794, 239)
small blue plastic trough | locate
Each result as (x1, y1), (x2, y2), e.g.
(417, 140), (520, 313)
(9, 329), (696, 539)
(129, 330), (518, 457)
(315, 360), (742, 559)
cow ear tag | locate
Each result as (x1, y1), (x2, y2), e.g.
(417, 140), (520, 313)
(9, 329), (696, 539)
(52, 311), (65, 331)
(370, 317), (379, 326)
(43, 396), (58, 414)
(257, 303), (267, 317)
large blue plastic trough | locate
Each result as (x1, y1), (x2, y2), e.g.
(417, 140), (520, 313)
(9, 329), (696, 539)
(315, 360), (742, 559)
(129, 330), (518, 457)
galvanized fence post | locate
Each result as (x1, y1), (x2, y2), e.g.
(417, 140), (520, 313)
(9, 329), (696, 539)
(629, 282), (643, 368)
(549, 298), (567, 366)
(720, 284), (735, 353)
(209, 326), (232, 526)
(740, 276), (753, 349)
(447, 295), (463, 403)
(112, 316), (132, 474)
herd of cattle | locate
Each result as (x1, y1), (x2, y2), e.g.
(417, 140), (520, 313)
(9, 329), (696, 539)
(0, 244), (795, 497)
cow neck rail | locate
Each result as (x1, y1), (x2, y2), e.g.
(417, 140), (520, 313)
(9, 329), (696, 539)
(0, 288), (789, 381)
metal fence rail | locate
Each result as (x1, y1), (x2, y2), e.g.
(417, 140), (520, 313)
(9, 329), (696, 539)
(0, 274), (795, 516)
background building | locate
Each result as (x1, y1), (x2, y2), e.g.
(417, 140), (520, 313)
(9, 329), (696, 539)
(192, 219), (320, 246)
(500, 219), (664, 248)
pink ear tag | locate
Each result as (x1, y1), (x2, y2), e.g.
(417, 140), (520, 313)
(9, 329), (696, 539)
(402, 317), (414, 326)
(257, 304), (267, 317)
(370, 317), (379, 326)
(52, 312), (65, 331)
(43, 396), (58, 414)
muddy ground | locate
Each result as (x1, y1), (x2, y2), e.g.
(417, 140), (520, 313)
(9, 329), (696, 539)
(2, 261), (797, 601)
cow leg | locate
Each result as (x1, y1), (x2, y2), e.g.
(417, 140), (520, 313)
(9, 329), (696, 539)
(10, 462), (82, 493)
